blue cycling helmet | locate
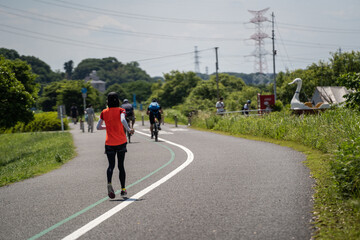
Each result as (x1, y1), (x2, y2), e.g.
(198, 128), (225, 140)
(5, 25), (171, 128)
(247, 100), (251, 104)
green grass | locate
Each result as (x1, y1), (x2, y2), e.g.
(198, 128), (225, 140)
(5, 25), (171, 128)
(191, 108), (360, 239)
(0, 132), (75, 187)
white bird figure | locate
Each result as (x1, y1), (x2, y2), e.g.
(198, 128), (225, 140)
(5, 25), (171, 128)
(288, 78), (311, 110)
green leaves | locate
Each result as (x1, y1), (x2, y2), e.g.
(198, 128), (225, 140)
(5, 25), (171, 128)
(0, 57), (35, 128)
(338, 72), (360, 111)
(332, 137), (360, 198)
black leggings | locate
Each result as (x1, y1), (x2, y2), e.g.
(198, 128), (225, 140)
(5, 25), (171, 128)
(105, 144), (127, 188)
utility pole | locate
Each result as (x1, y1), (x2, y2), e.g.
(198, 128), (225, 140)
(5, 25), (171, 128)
(272, 12), (277, 101)
(215, 47), (219, 99)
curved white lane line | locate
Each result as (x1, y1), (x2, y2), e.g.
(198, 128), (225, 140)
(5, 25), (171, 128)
(62, 131), (194, 240)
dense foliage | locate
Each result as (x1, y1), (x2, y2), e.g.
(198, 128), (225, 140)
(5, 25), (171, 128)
(38, 80), (101, 115)
(0, 57), (38, 128)
(0, 48), (63, 84)
(337, 72), (360, 111)
(72, 57), (152, 85)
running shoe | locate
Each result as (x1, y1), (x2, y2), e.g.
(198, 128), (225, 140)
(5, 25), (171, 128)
(121, 188), (127, 196)
(107, 184), (115, 199)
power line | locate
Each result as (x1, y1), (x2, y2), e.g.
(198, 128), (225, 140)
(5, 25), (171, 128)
(34, 0), (244, 25)
(0, 24), (154, 54)
(133, 48), (214, 62)
(0, 4), (245, 42)
(277, 21), (360, 34)
(275, 19), (294, 71)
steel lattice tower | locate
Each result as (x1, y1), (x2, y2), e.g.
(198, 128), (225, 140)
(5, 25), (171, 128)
(194, 46), (200, 74)
(248, 8), (269, 74)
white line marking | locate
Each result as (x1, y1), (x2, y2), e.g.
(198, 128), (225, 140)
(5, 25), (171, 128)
(169, 128), (188, 132)
(62, 132), (194, 240)
(138, 129), (174, 135)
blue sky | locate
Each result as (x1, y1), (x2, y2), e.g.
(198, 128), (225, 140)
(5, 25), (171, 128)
(1, 0), (359, 77)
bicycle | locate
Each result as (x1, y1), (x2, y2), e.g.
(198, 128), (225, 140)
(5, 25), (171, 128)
(152, 119), (159, 142)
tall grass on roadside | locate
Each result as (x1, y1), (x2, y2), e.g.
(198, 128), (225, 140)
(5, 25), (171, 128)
(0, 132), (75, 187)
(163, 109), (188, 125)
(193, 108), (359, 154)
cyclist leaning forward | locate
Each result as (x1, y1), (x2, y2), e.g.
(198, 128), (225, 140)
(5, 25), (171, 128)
(121, 99), (135, 128)
(147, 98), (163, 139)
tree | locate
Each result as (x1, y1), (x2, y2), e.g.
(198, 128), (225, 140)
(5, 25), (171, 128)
(104, 84), (131, 103)
(38, 81), (62, 112)
(331, 51), (360, 76)
(337, 72), (360, 111)
(6, 58), (40, 100)
(121, 80), (153, 103)
(72, 57), (152, 86)
(38, 80), (101, 114)
(0, 57), (35, 128)
(20, 55), (62, 84)
(0, 48), (62, 84)
(64, 60), (74, 79)
(152, 71), (202, 108)
(0, 48), (20, 59)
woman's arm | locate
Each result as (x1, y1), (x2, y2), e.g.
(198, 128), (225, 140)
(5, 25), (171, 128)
(121, 113), (131, 132)
(96, 118), (106, 130)
(121, 113), (135, 135)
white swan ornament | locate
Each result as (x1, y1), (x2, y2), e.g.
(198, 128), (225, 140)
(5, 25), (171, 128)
(288, 78), (311, 110)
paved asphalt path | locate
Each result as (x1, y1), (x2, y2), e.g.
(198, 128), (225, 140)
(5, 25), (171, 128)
(0, 121), (314, 240)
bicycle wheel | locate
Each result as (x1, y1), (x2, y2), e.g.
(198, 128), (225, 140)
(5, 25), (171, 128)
(153, 123), (158, 142)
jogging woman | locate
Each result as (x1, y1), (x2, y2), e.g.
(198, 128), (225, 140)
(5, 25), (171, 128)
(97, 92), (134, 199)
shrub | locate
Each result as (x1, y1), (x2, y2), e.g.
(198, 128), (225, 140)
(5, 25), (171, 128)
(163, 109), (188, 125)
(331, 137), (360, 198)
(1, 112), (68, 133)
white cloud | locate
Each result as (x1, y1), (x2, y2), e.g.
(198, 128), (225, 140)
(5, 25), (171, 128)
(87, 15), (133, 31)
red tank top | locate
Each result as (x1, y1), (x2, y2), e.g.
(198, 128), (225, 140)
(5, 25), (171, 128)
(100, 107), (127, 146)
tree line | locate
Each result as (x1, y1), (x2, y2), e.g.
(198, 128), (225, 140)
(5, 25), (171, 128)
(1, 47), (360, 130)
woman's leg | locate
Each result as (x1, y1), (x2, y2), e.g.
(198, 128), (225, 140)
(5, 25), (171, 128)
(117, 151), (126, 189)
(106, 151), (116, 184)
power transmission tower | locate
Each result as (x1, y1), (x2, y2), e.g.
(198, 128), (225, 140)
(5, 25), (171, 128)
(194, 46), (200, 74)
(248, 8), (270, 74)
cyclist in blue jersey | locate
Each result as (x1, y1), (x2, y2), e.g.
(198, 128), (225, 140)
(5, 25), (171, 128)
(147, 98), (163, 138)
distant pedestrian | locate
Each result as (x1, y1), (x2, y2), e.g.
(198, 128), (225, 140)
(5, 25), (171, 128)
(243, 100), (251, 115)
(96, 92), (134, 199)
(85, 104), (95, 133)
(216, 97), (225, 114)
(70, 103), (78, 124)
